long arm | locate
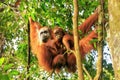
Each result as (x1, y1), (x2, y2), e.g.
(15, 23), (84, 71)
(29, 17), (42, 55)
(79, 29), (98, 57)
(78, 9), (99, 34)
(62, 34), (74, 50)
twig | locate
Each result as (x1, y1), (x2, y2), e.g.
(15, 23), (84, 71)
(82, 64), (92, 80)
(27, 19), (31, 80)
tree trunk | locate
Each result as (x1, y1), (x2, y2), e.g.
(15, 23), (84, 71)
(72, 0), (84, 80)
(108, 0), (120, 79)
(94, 5), (104, 80)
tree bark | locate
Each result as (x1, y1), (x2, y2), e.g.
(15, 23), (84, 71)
(72, 0), (84, 80)
(94, 1), (104, 79)
(0, 33), (5, 57)
(108, 0), (120, 80)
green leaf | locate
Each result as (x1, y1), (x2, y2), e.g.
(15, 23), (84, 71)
(30, 13), (35, 21)
(19, 2), (24, 11)
(9, 70), (19, 76)
(4, 63), (14, 71)
(0, 57), (5, 66)
(0, 72), (10, 80)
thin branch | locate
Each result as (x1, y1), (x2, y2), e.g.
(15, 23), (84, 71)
(82, 65), (92, 80)
(27, 20), (31, 80)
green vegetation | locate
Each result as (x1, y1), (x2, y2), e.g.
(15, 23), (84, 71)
(0, 0), (114, 80)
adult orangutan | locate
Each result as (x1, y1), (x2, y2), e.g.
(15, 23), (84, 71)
(29, 18), (66, 72)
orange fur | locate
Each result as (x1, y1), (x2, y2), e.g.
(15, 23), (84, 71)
(29, 18), (55, 71)
(66, 53), (76, 73)
(30, 22), (67, 72)
(37, 44), (53, 71)
(29, 17), (42, 55)
(62, 10), (99, 73)
(78, 11), (98, 34)
(62, 34), (76, 73)
(79, 30), (98, 57)
(29, 6), (99, 73)
(62, 34), (74, 50)
(52, 27), (67, 72)
(52, 54), (66, 72)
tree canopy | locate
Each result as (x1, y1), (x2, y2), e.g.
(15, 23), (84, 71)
(0, 0), (114, 80)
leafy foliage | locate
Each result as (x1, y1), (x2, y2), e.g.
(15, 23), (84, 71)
(0, 0), (113, 80)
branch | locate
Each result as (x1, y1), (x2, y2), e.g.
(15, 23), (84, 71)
(0, 33), (5, 57)
(94, 0), (104, 80)
(72, 0), (84, 80)
(1, 3), (17, 12)
(83, 65), (92, 80)
(27, 19), (31, 80)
